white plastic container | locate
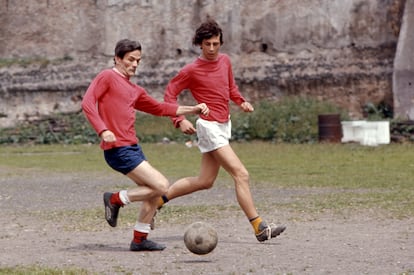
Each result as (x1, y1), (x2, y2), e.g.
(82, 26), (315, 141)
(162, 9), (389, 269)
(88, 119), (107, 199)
(341, 121), (366, 143)
(341, 121), (390, 146)
(375, 121), (391, 144)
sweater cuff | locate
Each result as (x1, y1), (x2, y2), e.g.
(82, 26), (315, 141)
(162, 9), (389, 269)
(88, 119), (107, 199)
(173, 116), (185, 128)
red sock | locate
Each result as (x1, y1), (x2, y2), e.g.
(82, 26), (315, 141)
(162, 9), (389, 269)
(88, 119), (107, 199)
(110, 192), (124, 206)
(133, 230), (148, 244)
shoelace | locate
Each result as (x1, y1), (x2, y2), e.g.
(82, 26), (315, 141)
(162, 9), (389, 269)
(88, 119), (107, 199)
(265, 225), (272, 240)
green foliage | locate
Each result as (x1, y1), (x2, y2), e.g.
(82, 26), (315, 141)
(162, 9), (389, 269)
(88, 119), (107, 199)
(0, 112), (98, 145)
(390, 120), (414, 143)
(2, 96), (408, 145)
(231, 97), (348, 143)
(134, 112), (197, 143)
(362, 101), (393, 120)
(0, 111), (195, 145)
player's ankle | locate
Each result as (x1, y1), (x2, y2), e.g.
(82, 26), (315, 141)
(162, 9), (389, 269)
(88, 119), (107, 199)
(158, 194), (169, 208)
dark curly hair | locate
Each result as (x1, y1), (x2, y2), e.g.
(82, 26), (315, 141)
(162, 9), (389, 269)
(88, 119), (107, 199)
(192, 19), (223, 46)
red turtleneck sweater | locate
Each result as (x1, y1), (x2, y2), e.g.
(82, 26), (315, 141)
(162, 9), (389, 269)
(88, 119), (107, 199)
(82, 69), (178, 150)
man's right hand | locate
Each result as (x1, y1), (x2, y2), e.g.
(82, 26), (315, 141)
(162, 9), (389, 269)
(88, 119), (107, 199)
(179, 119), (196, 135)
(100, 130), (117, 143)
(195, 103), (210, 116)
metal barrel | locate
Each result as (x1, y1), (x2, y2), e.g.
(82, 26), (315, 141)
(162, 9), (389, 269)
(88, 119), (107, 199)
(318, 114), (342, 143)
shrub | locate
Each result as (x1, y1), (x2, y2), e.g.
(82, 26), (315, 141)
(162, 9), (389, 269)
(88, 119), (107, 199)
(0, 112), (97, 145)
(231, 97), (348, 143)
(0, 111), (195, 145)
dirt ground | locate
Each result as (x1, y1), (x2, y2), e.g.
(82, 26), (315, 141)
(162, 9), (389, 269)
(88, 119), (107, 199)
(1, 168), (413, 275)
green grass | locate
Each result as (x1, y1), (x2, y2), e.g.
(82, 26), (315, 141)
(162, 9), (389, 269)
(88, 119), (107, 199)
(2, 142), (414, 189)
(35, 207), (104, 232)
(2, 142), (414, 222)
(0, 144), (106, 174)
(239, 142), (414, 188)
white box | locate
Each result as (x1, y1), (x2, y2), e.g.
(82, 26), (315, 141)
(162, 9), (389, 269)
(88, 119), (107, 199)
(341, 121), (390, 146)
(341, 121), (366, 142)
(374, 121), (391, 144)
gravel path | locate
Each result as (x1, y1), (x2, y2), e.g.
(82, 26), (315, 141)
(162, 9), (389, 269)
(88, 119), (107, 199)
(1, 169), (413, 274)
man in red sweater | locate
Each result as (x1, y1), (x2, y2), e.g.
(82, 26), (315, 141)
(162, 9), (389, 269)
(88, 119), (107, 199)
(159, 20), (286, 242)
(82, 39), (209, 251)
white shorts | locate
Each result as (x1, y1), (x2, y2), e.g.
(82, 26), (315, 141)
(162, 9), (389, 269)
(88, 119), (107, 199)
(196, 118), (231, 153)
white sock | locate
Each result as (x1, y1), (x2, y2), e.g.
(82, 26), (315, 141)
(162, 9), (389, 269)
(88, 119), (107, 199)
(134, 222), (151, 233)
(119, 190), (130, 205)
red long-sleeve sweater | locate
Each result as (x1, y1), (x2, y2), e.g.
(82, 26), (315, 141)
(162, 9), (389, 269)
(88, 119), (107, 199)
(82, 69), (178, 150)
(164, 53), (246, 128)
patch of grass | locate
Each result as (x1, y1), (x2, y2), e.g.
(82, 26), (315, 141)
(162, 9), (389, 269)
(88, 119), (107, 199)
(232, 142), (414, 190)
(3, 142), (414, 220)
(0, 265), (92, 275)
(140, 143), (230, 182)
(275, 190), (414, 221)
(132, 204), (241, 226)
(33, 204), (241, 231)
(0, 144), (107, 174)
(135, 113), (198, 143)
(35, 207), (104, 232)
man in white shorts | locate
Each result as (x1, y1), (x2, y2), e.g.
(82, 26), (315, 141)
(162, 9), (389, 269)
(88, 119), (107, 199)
(196, 118), (231, 153)
(159, 19), (286, 242)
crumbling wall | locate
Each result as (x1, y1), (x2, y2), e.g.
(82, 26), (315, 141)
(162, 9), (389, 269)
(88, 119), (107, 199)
(0, 0), (405, 127)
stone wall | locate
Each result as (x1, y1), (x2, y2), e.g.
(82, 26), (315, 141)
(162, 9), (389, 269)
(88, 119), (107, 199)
(393, 0), (414, 120)
(0, 0), (406, 127)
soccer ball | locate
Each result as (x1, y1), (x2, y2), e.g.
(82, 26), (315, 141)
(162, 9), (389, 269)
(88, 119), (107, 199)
(184, 221), (218, 255)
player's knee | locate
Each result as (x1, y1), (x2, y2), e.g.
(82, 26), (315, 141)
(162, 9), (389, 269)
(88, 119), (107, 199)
(199, 179), (214, 190)
(154, 180), (169, 196)
(234, 168), (250, 183)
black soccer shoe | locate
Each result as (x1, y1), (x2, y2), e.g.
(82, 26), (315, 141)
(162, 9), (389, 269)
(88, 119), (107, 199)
(255, 221), (286, 242)
(103, 192), (120, 227)
(130, 239), (166, 251)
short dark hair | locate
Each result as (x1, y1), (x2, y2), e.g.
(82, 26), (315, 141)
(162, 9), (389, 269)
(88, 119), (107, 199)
(114, 39), (142, 59)
(192, 19), (223, 46)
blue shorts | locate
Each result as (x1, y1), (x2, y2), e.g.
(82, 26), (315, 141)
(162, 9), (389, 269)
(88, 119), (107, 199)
(104, 144), (147, 175)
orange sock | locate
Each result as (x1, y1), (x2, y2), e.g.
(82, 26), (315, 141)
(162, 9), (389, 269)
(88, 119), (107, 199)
(157, 197), (164, 208)
(157, 195), (169, 209)
(249, 216), (263, 234)
(110, 192), (124, 207)
(133, 230), (148, 244)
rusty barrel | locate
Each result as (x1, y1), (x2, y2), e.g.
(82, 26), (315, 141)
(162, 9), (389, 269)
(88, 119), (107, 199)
(318, 114), (342, 143)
